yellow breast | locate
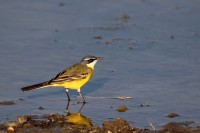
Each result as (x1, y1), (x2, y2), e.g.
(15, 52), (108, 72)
(60, 71), (93, 90)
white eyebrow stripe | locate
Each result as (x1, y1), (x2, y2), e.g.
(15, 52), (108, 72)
(84, 58), (97, 61)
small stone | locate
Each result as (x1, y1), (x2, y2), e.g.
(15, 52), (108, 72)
(94, 36), (102, 39)
(116, 105), (128, 112)
(167, 113), (180, 118)
(16, 116), (27, 124)
(170, 35), (174, 39)
(38, 106), (45, 110)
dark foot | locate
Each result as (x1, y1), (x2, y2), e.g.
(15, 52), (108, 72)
(77, 92), (86, 104)
(77, 100), (87, 104)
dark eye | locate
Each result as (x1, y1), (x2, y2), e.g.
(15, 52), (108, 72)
(88, 59), (94, 63)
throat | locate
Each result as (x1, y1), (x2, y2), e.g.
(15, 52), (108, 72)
(86, 60), (97, 69)
(86, 64), (94, 69)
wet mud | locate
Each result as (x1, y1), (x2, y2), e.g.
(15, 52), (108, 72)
(1, 114), (200, 133)
(1, 101), (200, 133)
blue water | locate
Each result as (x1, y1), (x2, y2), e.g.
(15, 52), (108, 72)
(0, 0), (200, 128)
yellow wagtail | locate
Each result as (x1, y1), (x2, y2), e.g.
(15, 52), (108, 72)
(21, 55), (102, 103)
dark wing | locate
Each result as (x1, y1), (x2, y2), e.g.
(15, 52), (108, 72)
(48, 64), (91, 84)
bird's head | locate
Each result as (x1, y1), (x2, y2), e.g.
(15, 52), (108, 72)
(80, 55), (103, 69)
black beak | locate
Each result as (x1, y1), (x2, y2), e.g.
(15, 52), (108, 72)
(97, 57), (103, 60)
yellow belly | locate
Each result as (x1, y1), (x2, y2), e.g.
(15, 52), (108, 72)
(51, 71), (93, 90)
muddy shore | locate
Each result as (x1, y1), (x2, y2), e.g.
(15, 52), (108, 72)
(1, 113), (200, 133)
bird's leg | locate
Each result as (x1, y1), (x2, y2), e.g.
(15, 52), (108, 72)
(65, 89), (71, 101)
(66, 100), (70, 113)
(77, 89), (86, 103)
(78, 102), (85, 112)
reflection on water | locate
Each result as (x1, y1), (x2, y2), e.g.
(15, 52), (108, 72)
(65, 101), (93, 128)
(1, 101), (93, 131)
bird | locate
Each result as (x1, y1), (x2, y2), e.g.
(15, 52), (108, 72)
(21, 55), (102, 103)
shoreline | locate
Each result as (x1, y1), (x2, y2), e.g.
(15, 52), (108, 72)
(1, 113), (200, 133)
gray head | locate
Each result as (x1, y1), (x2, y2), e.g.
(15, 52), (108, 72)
(80, 55), (102, 69)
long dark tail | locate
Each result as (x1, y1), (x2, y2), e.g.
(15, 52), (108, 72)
(21, 81), (50, 92)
